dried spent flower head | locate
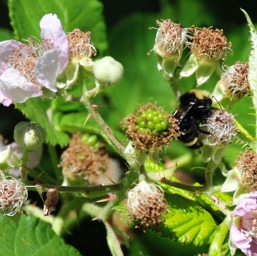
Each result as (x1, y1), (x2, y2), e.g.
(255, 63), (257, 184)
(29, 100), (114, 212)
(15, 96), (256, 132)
(0, 171), (28, 216)
(67, 29), (96, 60)
(236, 150), (257, 190)
(230, 191), (257, 255)
(154, 19), (187, 58)
(200, 109), (237, 146)
(122, 103), (180, 151)
(189, 27), (231, 62)
(152, 20), (187, 79)
(127, 178), (167, 227)
(219, 62), (250, 99)
(60, 133), (120, 185)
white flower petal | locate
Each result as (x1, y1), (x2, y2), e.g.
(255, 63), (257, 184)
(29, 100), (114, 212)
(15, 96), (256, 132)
(0, 61), (8, 75)
(40, 14), (69, 71)
(35, 49), (64, 92)
(0, 68), (42, 103)
(0, 91), (12, 106)
(0, 40), (21, 60)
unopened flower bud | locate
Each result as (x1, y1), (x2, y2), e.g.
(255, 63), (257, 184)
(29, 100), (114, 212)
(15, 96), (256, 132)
(122, 103), (180, 152)
(14, 122), (46, 151)
(127, 175), (167, 227)
(93, 56), (123, 86)
(0, 171), (28, 216)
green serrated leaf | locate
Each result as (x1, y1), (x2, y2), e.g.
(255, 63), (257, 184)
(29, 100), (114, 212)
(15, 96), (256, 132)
(163, 195), (217, 246)
(59, 112), (98, 133)
(0, 215), (80, 256)
(161, 182), (200, 201)
(8, 0), (107, 53)
(241, 9), (257, 90)
(16, 98), (69, 147)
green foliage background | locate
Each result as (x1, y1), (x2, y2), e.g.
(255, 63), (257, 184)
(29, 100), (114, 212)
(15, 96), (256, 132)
(0, 0), (255, 255)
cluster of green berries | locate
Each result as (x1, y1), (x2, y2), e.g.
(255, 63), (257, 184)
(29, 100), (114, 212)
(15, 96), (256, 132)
(81, 133), (102, 149)
(136, 108), (169, 135)
(122, 103), (179, 151)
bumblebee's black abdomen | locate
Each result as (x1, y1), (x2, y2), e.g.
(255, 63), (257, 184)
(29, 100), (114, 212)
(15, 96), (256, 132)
(173, 90), (213, 149)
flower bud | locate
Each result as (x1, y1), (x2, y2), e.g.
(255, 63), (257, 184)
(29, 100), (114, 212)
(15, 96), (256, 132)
(14, 122), (46, 151)
(93, 56), (123, 86)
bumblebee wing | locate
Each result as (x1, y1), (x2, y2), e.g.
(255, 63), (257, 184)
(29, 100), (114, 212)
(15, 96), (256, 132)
(173, 104), (194, 122)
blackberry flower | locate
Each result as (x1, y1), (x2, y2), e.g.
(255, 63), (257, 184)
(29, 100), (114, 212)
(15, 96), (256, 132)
(230, 191), (257, 255)
(0, 14), (69, 105)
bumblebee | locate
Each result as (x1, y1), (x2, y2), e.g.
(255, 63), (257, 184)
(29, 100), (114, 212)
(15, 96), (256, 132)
(173, 90), (214, 149)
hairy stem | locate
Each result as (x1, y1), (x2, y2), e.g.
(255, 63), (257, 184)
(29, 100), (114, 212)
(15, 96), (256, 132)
(21, 149), (29, 183)
(81, 86), (135, 166)
(26, 183), (120, 198)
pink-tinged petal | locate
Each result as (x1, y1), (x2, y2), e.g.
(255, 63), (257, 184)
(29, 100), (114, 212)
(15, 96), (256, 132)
(0, 61), (8, 75)
(40, 14), (68, 71)
(230, 224), (250, 252)
(0, 40), (21, 60)
(0, 91), (12, 106)
(233, 195), (257, 217)
(0, 68), (42, 103)
(247, 241), (257, 255)
(35, 49), (64, 92)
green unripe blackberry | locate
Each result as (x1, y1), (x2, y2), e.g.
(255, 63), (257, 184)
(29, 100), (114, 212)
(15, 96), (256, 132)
(135, 107), (169, 135)
(80, 133), (102, 149)
(122, 103), (180, 151)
